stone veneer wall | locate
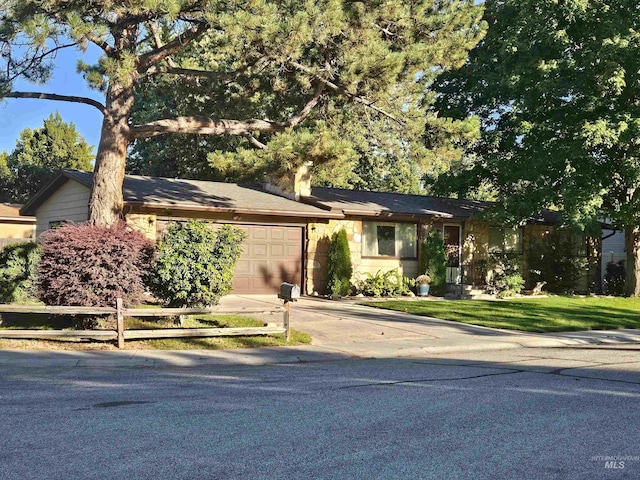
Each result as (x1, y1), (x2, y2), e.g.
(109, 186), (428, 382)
(306, 218), (362, 294)
(461, 220), (489, 266)
(462, 223), (554, 287)
(125, 214), (157, 242)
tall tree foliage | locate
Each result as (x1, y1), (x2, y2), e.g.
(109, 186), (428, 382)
(434, 0), (640, 294)
(0, 1), (485, 220)
(0, 112), (93, 203)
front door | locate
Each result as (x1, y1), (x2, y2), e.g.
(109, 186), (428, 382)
(443, 225), (461, 284)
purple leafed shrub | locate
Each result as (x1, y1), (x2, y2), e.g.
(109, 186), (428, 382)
(38, 222), (154, 307)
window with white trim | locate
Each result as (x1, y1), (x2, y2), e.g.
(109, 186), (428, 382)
(362, 222), (417, 258)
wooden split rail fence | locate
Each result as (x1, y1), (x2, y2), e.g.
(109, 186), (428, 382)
(0, 298), (290, 348)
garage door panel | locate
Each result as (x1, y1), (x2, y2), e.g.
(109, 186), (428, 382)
(288, 229), (302, 241)
(251, 244), (268, 256)
(251, 261), (269, 275)
(234, 259), (250, 275)
(286, 245), (300, 256)
(233, 277), (251, 292)
(269, 244), (284, 257)
(270, 229), (285, 241)
(251, 228), (268, 240)
(231, 225), (303, 294)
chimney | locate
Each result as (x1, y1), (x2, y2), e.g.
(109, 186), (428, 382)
(265, 162), (312, 201)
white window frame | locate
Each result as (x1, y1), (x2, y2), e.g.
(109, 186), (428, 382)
(362, 221), (417, 259)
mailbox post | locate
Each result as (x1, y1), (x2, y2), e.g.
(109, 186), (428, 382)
(278, 283), (300, 341)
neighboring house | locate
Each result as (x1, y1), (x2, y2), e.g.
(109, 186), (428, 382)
(601, 229), (626, 283)
(21, 169), (602, 296)
(0, 203), (36, 248)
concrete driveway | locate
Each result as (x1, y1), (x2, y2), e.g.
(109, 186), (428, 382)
(219, 295), (640, 358)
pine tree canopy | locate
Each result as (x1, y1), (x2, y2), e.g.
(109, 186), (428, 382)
(1, 0), (486, 208)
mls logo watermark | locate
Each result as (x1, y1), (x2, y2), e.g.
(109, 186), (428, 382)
(591, 455), (639, 470)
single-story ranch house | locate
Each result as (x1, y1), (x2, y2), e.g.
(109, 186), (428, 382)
(0, 203), (35, 249)
(20, 169), (602, 296)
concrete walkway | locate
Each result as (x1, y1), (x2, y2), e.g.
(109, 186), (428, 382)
(1, 295), (640, 368)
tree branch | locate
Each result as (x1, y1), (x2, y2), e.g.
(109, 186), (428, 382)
(4, 42), (79, 84)
(138, 23), (209, 71)
(130, 82), (325, 139)
(288, 61), (403, 124)
(146, 21), (178, 68)
(85, 34), (115, 57)
(285, 81), (325, 128)
(243, 133), (268, 149)
(3, 92), (107, 116)
(144, 65), (241, 80)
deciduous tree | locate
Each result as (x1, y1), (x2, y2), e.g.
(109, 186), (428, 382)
(433, 0), (640, 294)
(1, 112), (93, 202)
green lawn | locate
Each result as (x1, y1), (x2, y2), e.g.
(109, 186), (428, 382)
(124, 314), (311, 350)
(0, 312), (311, 350)
(362, 296), (640, 333)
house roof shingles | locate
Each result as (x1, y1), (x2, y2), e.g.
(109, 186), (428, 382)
(307, 187), (561, 224)
(22, 170), (562, 224)
(307, 187), (489, 219)
(0, 203), (35, 221)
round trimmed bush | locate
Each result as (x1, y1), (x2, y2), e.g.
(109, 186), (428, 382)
(149, 221), (246, 307)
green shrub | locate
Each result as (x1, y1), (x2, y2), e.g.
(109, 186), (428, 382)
(0, 242), (40, 304)
(356, 269), (414, 297)
(528, 231), (589, 294)
(419, 230), (447, 295)
(38, 223), (153, 307)
(149, 221), (246, 307)
(487, 253), (525, 298)
(327, 229), (353, 296)
(604, 260), (626, 296)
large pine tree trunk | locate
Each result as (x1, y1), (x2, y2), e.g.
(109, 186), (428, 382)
(624, 226), (640, 296)
(89, 82), (134, 226)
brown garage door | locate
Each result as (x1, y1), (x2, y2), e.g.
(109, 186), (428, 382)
(232, 225), (303, 294)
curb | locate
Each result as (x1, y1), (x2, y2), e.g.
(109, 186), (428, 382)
(1, 333), (639, 368)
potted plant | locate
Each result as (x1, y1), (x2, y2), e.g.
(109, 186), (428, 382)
(415, 274), (431, 296)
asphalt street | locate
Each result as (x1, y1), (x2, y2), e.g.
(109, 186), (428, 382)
(1, 345), (639, 480)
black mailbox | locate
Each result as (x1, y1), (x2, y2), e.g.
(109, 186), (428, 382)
(279, 283), (300, 301)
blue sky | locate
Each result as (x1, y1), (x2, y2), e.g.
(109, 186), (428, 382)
(0, 44), (104, 154)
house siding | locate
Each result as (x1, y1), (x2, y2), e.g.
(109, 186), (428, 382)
(602, 230), (625, 282)
(126, 214), (157, 242)
(0, 222), (35, 240)
(359, 258), (419, 281)
(35, 180), (90, 236)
